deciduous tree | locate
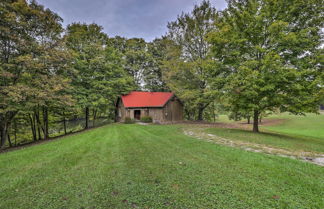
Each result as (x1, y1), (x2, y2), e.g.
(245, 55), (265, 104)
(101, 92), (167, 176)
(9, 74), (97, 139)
(164, 0), (217, 120)
(0, 0), (71, 147)
(65, 23), (133, 129)
(208, 0), (323, 132)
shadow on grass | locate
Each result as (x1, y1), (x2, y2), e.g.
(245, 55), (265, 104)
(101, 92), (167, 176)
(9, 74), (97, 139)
(201, 126), (324, 158)
(209, 127), (323, 145)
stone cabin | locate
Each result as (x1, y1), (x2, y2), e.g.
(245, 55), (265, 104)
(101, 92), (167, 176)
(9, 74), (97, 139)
(116, 91), (183, 123)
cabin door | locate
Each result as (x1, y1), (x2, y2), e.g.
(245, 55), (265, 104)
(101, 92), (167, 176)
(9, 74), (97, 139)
(134, 110), (141, 120)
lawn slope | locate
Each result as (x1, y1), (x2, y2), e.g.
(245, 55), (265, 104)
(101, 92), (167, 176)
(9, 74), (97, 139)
(0, 124), (323, 208)
(205, 127), (324, 154)
(265, 113), (324, 139)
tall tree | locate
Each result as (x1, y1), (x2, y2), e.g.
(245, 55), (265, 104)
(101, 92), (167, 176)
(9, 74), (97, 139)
(124, 38), (149, 88)
(28, 2), (73, 140)
(208, 0), (324, 132)
(143, 38), (170, 92)
(65, 23), (133, 129)
(109, 37), (151, 89)
(164, 0), (217, 120)
(0, 0), (71, 147)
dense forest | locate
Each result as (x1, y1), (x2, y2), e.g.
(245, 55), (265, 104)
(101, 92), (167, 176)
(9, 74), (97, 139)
(0, 0), (323, 148)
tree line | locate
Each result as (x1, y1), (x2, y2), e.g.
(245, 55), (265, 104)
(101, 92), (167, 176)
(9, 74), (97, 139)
(1, 0), (323, 148)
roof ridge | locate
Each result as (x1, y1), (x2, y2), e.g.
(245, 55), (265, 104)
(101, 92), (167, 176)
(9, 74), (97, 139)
(121, 91), (174, 108)
(130, 91), (172, 93)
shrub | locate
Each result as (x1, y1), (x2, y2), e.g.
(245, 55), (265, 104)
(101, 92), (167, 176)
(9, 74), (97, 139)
(124, 117), (135, 124)
(140, 116), (153, 123)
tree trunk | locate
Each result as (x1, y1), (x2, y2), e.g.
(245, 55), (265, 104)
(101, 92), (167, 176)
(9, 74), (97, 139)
(37, 122), (42, 140)
(35, 108), (44, 140)
(0, 112), (16, 148)
(212, 102), (216, 123)
(0, 123), (8, 148)
(29, 114), (37, 141)
(14, 121), (17, 146)
(43, 107), (49, 140)
(93, 109), (97, 127)
(197, 105), (204, 121)
(253, 111), (259, 132)
(63, 112), (67, 135)
(247, 116), (250, 124)
(7, 133), (12, 147)
(85, 107), (89, 129)
(6, 121), (12, 147)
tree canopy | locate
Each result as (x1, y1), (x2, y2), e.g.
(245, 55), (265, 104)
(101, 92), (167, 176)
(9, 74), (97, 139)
(0, 0), (323, 148)
(0, 0), (71, 146)
(208, 0), (324, 131)
(65, 23), (133, 129)
(163, 0), (217, 120)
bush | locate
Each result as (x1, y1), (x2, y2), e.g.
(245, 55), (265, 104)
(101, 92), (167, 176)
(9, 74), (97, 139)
(124, 117), (135, 124)
(140, 116), (153, 123)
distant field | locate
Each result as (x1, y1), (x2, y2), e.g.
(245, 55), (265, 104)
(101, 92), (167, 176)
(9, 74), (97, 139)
(215, 114), (233, 123)
(0, 124), (323, 208)
(264, 113), (324, 139)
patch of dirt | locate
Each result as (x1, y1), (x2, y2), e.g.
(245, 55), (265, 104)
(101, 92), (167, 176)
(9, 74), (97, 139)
(136, 122), (150, 125)
(183, 126), (324, 166)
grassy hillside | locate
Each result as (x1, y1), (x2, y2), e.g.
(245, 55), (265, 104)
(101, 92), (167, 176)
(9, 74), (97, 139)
(264, 113), (324, 139)
(206, 113), (324, 154)
(0, 124), (323, 208)
(206, 127), (324, 154)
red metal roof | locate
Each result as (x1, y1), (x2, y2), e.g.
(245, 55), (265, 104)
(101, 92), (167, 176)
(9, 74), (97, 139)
(121, 91), (174, 108)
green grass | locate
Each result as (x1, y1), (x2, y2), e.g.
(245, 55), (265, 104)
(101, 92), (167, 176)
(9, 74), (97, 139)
(264, 113), (324, 139)
(206, 127), (324, 154)
(0, 124), (323, 208)
(215, 114), (233, 123)
(205, 113), (324, 154)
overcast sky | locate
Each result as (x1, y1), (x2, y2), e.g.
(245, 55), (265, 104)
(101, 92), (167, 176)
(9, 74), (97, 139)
(36, 0), (227, 41)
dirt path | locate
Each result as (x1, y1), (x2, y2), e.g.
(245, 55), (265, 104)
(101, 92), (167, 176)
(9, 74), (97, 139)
(183, 126), (324, 166)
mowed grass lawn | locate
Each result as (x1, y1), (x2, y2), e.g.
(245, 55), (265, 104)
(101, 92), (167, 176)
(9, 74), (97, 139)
(265, 113), (324, 139)
(0, 124), (323, 208)
(206, 113), (324, 154)
(206, 127), (324, 154)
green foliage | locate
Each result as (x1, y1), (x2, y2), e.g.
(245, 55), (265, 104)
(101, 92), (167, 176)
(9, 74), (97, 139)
(109, 37), (150, 89)
(143, 38), (170, 92)
(208, 0), (324, 131)
(164, 0), (218, 120)
(0, 0), (72, 146)
(124, 117), (135, 124)
(140, 116), (153, 123)
(109, 36), (170, 92)
(0, 2), (135, 147)
(65, 23), (134, 128)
